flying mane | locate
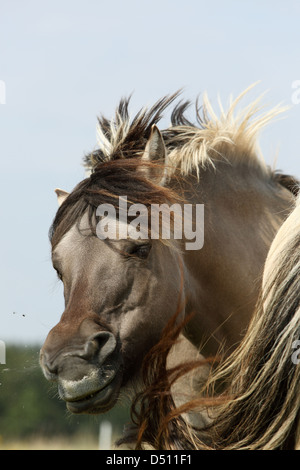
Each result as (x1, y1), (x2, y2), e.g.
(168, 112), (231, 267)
(51, 85), (298, 250)
(84, 84), (293, 185)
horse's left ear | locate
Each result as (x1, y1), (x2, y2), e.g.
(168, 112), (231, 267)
(55, 188), (69, 206)
(141, 125), (168, 185)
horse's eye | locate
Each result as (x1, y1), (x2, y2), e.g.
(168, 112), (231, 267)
(127, 243), (152, 259)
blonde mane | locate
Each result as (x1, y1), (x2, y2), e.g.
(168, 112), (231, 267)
(85, 84), (288, 180)
(166, 84), (288, 178)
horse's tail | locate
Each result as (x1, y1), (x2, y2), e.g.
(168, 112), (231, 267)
(205, 195), (300, 450)
(131, 195), (300, 450)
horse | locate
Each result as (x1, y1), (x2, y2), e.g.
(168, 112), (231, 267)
(40, 85), (297, 419)
(132, 193), (300, 450)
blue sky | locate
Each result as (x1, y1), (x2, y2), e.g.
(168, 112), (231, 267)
(1, 0), (300, 343)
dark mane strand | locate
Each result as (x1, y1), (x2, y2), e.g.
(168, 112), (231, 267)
(170, 96), (207, 129)
(170, 100), (194, 127)
(84, 92), (181, 168)
(273, 172), (300, 197)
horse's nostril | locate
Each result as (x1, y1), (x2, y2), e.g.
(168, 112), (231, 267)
(40, 331), (117, 384)
(85, 331), (117, 364)
(83, 338), (99, 359)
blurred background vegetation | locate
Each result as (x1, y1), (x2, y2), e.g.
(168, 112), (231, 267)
(0, 345), (131, 449)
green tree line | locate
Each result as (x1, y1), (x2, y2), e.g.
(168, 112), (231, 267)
(0, 345), (130, 440)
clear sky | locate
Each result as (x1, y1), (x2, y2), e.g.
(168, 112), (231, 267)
(1, 0), (300, 343)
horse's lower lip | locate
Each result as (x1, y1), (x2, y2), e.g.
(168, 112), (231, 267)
(63, 375), (121, 414)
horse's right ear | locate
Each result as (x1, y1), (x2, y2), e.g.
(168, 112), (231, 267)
(141, 125), (168, 186)
(55, 188), (69, 206)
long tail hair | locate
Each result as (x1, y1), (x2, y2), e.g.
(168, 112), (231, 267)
(131, 196), (300, 450)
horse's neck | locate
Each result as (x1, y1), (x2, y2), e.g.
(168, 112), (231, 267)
(178, 165), (294, 357)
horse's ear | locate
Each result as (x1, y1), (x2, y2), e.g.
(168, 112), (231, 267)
(55, 188), (69, 206)
(141, 125), (168, 185)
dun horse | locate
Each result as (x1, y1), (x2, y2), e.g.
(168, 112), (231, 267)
(40, 86), (297, 420)
(133, 193), (300, 450)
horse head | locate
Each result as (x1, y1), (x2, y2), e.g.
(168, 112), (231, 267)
(40, 127), (186, 414)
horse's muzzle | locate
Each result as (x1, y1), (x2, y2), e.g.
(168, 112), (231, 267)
(40, 330), (123, 414)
